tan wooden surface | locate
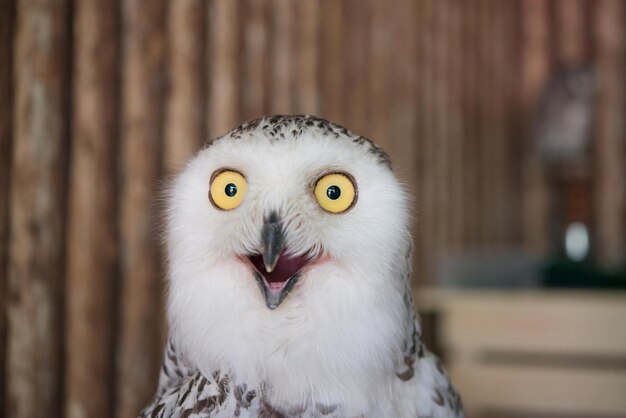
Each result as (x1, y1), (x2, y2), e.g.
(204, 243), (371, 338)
(417, 288), (626, 417)
(419, 289), (626, 356)
(453, 363), (626, 416)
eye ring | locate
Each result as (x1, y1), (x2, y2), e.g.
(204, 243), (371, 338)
(209, 169), (248, 211)
(313, 171), (358, 214)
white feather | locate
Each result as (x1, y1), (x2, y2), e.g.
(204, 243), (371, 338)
(152, 116), (464, 418)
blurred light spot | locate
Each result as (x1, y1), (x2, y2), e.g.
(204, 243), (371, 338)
(565, 222), (589, 262)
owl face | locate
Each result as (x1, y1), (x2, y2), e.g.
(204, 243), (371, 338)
(166, 118), (410, 400)
(167, 117), (409, 312)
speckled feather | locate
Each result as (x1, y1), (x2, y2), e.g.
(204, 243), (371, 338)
(203, 115), (391, 168)
(141, 116), (464, 418)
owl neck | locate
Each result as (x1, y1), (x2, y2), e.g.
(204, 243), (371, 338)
(170, 260), (408, 414)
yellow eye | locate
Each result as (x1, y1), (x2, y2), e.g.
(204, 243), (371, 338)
(209, 170), (248, 210)
(314, 172), (357, 213)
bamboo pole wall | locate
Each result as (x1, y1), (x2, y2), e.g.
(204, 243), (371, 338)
(0, 0), (15, 414)
(65, 0), (119, 417)
(7, 1), (70, 418)
(1, 1), (625, 417)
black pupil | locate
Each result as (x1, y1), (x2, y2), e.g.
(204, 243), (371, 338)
(225, 183), (237, 197)
(326, 185), (341, 200)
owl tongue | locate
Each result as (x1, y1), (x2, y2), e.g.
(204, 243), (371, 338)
(249, 250), (308, 289)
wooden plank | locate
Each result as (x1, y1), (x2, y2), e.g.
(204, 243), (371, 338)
(450, 363), (626, 416)
(0, 0), (15, 413)
(521, 0), (551, 254)
(208, 0), (241, 138)
(64, 0), (119, 417)
(319, 0), (343, 122)
(241, 0), (269, 121)
(268, 0), (294, 114)
(164, 0), (206, 173)
(428, 289), (626, 417)
(435, 291), (626, 356)
(116, 0), (166, 416)
(593, 0), (625, 268)
(7, 0), (70, 416)
(294, 0), (320, 115)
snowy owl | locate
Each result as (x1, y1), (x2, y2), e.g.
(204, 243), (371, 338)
(141, 115), (464, 418)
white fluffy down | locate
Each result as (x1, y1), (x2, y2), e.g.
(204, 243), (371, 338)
(166, 126), (411, 416)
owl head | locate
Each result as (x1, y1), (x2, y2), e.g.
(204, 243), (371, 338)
(166, 115), (411, 405)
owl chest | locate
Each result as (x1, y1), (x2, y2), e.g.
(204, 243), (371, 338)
(224, 342), (394, 418)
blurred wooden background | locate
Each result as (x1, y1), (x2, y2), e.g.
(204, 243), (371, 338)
(0, 0), (624, 417)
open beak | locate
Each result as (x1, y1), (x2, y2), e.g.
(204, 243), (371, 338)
(247, 212), (311, 310)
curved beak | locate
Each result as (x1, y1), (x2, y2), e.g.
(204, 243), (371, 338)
(260, 212), (285, 273)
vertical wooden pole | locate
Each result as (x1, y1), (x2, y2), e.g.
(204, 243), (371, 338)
(417, 0), (437, 284)
(502, 0), (524, 244)
(164, 0), (206, 172)
(413, 0), (429, 286)
(477, 0), (493, 245)
(389, 0), (419, 280)
(64, 1), (120, 418)
(208, 0), (241, 138)
(462, 0), (482, 248)
(593, 0), (625, 268)
(367, 0), (391, 153)
(342, 0), (369, 134)
(116, 0), (166, 416)
(478, 0), (492, 244)
(445, 0), (464, 249)
(0, 0), (16, 414)
(294, 0), (320, 115)
(555, 0), (587, 66)
(432, 0), (449, 262)
(241, 0), (269, 121)
(521, 0), (551, 254)
(7, 0), (70, 416)
(268, 0), (294, 115)
(320, 0), (343, 122)
(490, 0), (508, 245)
